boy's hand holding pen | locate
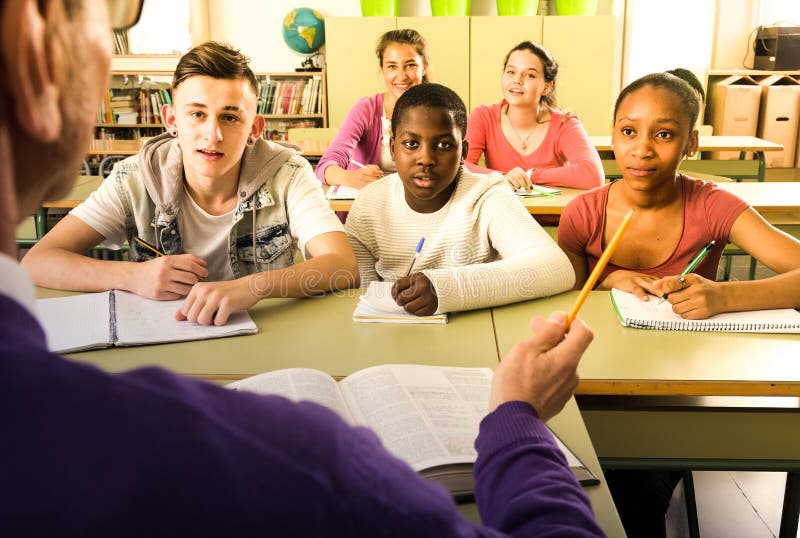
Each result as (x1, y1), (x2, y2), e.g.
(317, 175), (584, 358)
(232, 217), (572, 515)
(392, 237), (438, 316)
(131, 237), (208, 300)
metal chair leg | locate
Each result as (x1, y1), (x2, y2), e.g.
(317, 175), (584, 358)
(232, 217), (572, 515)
(683, 471), (701, 538)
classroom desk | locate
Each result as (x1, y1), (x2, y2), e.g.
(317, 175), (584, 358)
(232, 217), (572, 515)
(492, 291), (800, 537)
(35, 287), (624, 536)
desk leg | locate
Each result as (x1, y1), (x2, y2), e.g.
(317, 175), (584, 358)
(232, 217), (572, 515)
(34, 208), (49, 239)
(779, 471), (800, 538)
(755, 151), (765, 182)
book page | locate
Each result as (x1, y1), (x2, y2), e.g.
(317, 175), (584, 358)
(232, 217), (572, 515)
(339, 364), (492, 472)
(37, 292), (111, 353)
(611, 288), (800, 333)
(112, 291), (258, 345)
(227, 368), (351, 422)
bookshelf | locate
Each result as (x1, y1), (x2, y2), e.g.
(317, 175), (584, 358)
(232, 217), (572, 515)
(94, 57), (328, 144)
(257, 71), (328, 141)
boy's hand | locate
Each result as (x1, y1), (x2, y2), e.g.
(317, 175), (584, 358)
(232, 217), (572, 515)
(392, 272), (438, 316)
(490, 312), (593, 421)
(175, 276), (259, 326)
(129, 254), (208, 300)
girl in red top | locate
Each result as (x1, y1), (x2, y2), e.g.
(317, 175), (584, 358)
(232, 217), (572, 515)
(559, 72), (800, 321)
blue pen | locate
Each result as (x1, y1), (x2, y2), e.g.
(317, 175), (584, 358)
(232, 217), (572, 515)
(405, 237), (426, 276)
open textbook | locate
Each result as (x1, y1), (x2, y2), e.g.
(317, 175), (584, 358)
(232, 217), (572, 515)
(353, 281), (448, 324)
(610, 288), (800, 333)
(37, 290), (258, 354)
(228, 364), (599, 499)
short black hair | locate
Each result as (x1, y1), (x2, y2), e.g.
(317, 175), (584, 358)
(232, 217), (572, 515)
(613, 72), (701, 130)
(391, 83), (467, 137)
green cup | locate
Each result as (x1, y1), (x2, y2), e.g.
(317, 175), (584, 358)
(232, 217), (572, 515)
(496, 0), (540, 16)
(430, 0), (472, 16)
(554, 0), (598, 15)
(361, 0), (399, 16)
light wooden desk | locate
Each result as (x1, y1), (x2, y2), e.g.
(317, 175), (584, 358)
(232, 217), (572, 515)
(36, 288), (623, 536)
(492, 291), (800, 537)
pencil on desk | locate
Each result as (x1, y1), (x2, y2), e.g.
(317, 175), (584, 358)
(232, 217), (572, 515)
(566, 208), (635, 328)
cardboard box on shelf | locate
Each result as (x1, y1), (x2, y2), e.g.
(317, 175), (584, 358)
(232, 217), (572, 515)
(706, 75), (761, 160)
(757, 75), (800, 168)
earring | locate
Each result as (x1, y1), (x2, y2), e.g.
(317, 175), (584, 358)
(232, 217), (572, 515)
(169, 129), (178, 137)
(247, 136), (256, 146)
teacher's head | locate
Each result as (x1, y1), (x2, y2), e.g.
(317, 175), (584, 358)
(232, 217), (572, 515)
(376, 29), (430, 102)
(163, 42), (265, 184)
(502, 41), (558, 109)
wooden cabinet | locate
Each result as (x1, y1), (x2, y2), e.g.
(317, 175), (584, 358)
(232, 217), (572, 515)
(326, 16), (620, 135)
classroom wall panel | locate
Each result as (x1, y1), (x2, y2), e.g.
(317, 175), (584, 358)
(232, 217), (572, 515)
(398, 17), (471, 107)
(542, 15), (618, 135)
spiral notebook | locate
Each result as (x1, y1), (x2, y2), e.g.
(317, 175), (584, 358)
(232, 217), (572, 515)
(38, 290), (258, 353)
(610, 288), (800, 333)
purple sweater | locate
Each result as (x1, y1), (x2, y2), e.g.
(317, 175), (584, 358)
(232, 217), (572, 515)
(0, 293), (603, 536)
(315, 93), (385, 184)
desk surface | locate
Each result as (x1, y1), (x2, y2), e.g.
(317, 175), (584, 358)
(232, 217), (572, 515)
(46, 289), (499, 380)
(493, 291), (800, 397)
(591, 135), (784, 152)
(35, 287), (623, 536)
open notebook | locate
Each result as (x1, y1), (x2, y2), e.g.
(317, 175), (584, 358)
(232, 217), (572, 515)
(228, 364), (599, 501)
(610, 288), (800, 333)
(514, 185), (561, 197)
(37, 290), (258, 353)
(353, 281), (448, 324)
(325, 185), (360, 200)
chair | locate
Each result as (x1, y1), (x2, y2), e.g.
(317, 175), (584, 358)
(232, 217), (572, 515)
(98, 155), (126, 178)
(80, 159), (91, 175)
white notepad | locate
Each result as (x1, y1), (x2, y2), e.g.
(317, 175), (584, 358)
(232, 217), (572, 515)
(353, 281), (448, 324)
(514, 185), (561, 197)
(38, 290), (259, 353)
(325, 185), (360, 200)
(610, 288), (800, 333)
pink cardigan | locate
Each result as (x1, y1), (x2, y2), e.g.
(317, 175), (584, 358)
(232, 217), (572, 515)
(315, 93), (385, 184)
(465, 103), (603, 189)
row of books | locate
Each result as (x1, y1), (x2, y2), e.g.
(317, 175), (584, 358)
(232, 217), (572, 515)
(97, 88), (173, 125)
(257, 76), (323, 116)
(112, 30), (130, 55)
(94, 127), (165, 140)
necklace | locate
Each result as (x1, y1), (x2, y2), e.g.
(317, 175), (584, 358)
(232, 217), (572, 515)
(504, 106), (548, 151)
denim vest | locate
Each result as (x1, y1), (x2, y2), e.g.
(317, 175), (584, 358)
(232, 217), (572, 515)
(113, 155), (310, 279)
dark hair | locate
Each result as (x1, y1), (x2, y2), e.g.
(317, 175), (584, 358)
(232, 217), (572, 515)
(503, 41), (559, 107)
(613, 72), (701, 130)
(391, 83), (467, 138)
(376, 29), (431, 83)
(666, 68), (705, 102)
(172, 41), (259, 96)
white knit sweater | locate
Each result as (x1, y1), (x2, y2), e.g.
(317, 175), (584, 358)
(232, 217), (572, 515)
(345, 169), (575, 314)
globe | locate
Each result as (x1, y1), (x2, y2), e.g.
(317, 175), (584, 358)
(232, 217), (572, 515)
(282, 8), (325, 55)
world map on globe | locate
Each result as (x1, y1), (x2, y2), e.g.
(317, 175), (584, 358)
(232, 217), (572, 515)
(282, 8), (325, 55)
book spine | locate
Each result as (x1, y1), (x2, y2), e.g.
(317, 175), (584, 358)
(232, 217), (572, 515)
(109, 290), (118, 344)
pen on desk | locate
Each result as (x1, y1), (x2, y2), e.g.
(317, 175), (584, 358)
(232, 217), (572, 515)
(658, 240), (716, 304)
(133, 236), (165, 257)
(405, 237), (426, 276)
(566, 208), (635, 328)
